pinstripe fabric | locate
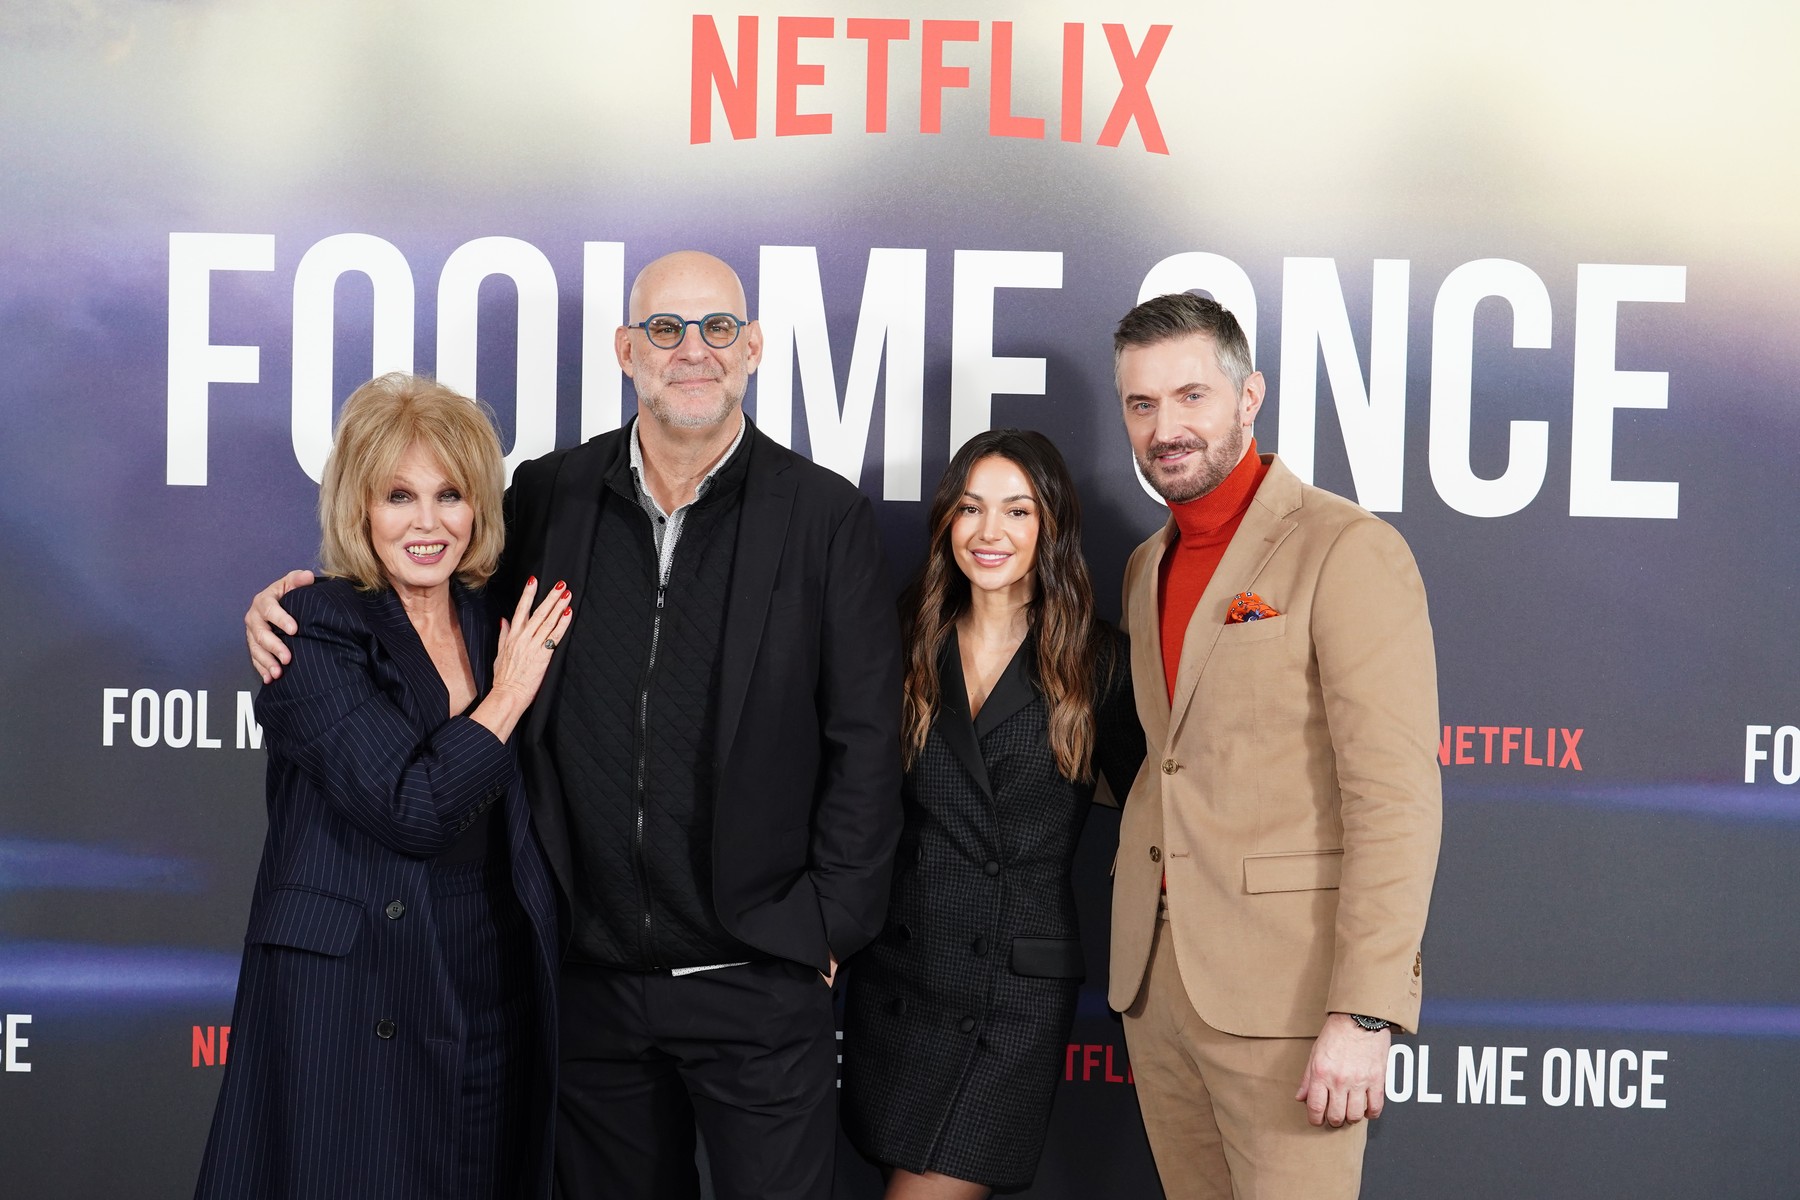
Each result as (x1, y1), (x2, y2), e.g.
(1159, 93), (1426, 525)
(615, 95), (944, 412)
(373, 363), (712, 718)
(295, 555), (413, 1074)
(194, 578), (560, 1200)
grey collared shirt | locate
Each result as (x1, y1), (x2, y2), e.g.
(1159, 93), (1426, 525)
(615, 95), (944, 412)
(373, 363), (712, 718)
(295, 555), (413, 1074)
(628, 411), (748, 586)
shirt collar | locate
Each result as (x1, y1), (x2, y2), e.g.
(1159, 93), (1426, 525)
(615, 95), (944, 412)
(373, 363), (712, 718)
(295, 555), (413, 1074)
(628, 410), (748, 513)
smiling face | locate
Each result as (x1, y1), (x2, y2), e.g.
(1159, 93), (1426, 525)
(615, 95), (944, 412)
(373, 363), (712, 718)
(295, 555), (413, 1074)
(367, 441), (472, 600)
(615, 250), (762, 431)
(1117, 333), (1264, 504)
(950, 454), (1041, 604)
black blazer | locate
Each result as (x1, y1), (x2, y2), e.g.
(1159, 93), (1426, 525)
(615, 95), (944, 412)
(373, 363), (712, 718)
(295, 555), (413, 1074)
(195, 579), (560, 1200)
(498, 420), (904, 971)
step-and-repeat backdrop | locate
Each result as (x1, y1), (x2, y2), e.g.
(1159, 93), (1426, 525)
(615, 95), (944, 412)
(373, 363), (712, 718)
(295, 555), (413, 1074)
(4, 2), (1797, 1196)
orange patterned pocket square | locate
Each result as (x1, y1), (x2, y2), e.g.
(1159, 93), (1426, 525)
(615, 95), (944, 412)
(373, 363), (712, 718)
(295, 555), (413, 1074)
(1225, 591), (1281, 623)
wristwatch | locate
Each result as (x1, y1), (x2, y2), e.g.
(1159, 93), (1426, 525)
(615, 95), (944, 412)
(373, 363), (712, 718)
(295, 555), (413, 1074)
(1347, 1013), (1393, 1032)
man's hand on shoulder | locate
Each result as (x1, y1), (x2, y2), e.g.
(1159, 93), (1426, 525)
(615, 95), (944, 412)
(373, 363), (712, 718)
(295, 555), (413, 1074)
(246, 569), (314, 683)
(1295, 1012), (1392, 1128)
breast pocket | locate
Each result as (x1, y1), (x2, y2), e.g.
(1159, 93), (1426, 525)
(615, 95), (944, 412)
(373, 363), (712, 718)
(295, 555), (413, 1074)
(1216, 613), (1289, 645)
(245, 886), (366, 956)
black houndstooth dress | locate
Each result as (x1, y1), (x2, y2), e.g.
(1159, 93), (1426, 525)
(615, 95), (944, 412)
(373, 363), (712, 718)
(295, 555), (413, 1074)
(841, 624), (1144, 1190)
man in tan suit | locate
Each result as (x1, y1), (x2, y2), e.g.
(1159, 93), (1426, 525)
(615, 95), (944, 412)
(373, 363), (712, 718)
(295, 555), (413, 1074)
(1108, 293), (1441, 1199)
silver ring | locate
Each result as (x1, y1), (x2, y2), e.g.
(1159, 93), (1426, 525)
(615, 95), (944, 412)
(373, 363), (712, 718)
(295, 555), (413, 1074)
(543, 637), (558, 650)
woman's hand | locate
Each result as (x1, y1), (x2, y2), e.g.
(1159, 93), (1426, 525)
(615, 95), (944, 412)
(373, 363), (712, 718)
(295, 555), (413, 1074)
(471, 577), (573, 742)
(245, 570), (315, 683)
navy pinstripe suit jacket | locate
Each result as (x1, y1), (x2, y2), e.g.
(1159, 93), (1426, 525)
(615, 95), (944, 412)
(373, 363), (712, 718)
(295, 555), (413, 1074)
(195, 578), (559, 1200)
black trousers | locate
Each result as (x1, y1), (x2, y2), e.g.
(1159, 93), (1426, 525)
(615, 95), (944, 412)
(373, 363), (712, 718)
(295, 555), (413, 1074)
(555, 958), (838, 1200)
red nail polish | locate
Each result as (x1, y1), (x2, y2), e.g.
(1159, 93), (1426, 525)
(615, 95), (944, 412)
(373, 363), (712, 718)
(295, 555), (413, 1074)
(527, 575), (536, 587)
(555, 580), (565, 591)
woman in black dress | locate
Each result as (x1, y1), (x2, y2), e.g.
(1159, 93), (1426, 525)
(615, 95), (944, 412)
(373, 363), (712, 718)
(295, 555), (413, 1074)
(842, 429), (1145, 1198)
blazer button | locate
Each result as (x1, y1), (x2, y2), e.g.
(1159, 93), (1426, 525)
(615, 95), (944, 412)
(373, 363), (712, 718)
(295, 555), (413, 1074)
(971, 937), (989, 957)
(958, 1017), (977, 1033)
(1149, 846), (1162, 863)
(983, 860), (1001, 877)
(375, 1019), (396, 1039)
(385, 900), (406, 920)
(1161, 758), (1180, 775)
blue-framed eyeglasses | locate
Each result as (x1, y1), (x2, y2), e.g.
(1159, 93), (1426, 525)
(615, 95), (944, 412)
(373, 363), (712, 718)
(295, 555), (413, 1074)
(628, 312), (748, 349)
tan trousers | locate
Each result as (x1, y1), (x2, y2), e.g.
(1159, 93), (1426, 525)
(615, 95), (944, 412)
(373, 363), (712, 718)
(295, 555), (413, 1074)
(1122, 915), (1367, 1200)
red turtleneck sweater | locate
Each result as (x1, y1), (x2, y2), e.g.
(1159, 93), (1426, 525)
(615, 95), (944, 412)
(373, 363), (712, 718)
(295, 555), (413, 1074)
(1158, 442), (1270, 701)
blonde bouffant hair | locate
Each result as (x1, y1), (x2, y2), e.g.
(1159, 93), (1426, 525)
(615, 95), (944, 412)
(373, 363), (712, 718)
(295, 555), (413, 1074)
(317, 373), (506, 591)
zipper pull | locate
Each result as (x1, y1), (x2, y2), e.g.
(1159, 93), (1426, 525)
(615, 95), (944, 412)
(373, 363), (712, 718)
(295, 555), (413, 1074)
(656, 585), (666, 610)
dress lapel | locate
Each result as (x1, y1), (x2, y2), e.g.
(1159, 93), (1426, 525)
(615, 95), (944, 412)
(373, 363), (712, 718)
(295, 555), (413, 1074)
(972, 630), (1036, 741)
(936, 629), (993, 800)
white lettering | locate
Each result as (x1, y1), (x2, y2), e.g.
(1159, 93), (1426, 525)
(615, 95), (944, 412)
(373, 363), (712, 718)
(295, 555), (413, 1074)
(131, 688), (159, 748)
(1745, 724), (1773, 783)
(237, 690), (263, 751)
(1575, 1048), (1606, 1106)
(290, 234), (416, 481)
(103, 688), (128, 746)
(1416, 1043), (1443, 1102)
(162, 689), (194, 749)
(1386, 1043), (1414, 1102)
(4, 1015), (30, 1072)
(948, 249), (1062, 455)
(1608, 1049), (1639, 1107)
(757, 246), (927, 498)
(1542, 1047), (1572, 1106)
(1277, 257), (1410, 511)
(435, 237), (560, 481)
(1775, 726), (1800, 785)
(166, 232), (275, 485)
(1457, 1044), (1497, 1104)
(1641, 1050), (1667, 1109)
(580, 241), (626, 440)
(1429, 259), (1552, 517)
(1500, 1046), (1528, 1105)
(1569, 264), (1684, 518)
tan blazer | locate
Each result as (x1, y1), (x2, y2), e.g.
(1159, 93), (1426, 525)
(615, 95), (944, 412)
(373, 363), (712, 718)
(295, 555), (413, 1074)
(1109, 455), (1442, 1037)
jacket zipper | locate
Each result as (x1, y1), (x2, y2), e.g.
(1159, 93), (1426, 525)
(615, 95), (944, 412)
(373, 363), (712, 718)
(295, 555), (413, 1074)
(632, 554), (672, 966)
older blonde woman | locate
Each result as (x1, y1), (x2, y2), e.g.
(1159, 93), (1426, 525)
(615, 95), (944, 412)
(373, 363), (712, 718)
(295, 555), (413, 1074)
(195, 374), (569, 1200)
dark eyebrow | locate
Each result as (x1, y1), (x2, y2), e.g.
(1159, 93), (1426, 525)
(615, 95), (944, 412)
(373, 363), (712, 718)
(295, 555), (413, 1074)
(963, 491), (1035, 504)
(1123, 381), (1207, 404)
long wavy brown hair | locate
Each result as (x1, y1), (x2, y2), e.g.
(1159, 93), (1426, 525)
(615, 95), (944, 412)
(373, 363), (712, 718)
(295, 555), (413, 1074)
(901, 429), (1110, 781)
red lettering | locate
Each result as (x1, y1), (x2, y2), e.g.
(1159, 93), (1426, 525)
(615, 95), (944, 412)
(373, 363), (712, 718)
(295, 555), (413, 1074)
(1501, 726), (1521, 764)
(192, 1025), (215, 1068)
(1524, 726), (1544, 766)
(1455, 726), (1474, 765)
(1560, 728), (1584, 770)
(920, 20), (980, 134)
(1478, 725), (1499, 763)
(1082, 1043), (1102, 1082)
(1097, 24), (1170, 154)
(192, 1024), (230, 1067)
(846, 18), (909, 133)
(1060, 23), (1085, 142)
(987, 23), (1044, 139)
(1438, 725), (1452, 766)
(775, 16), (833, 137)
(1064, 1043), (1080, 1080)
(1105, 1044), (1126, 1083)
(691, 15), (758, 144)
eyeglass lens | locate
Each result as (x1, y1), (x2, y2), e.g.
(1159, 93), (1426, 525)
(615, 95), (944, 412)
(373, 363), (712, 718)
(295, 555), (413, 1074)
(643, 314), (742, 348)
